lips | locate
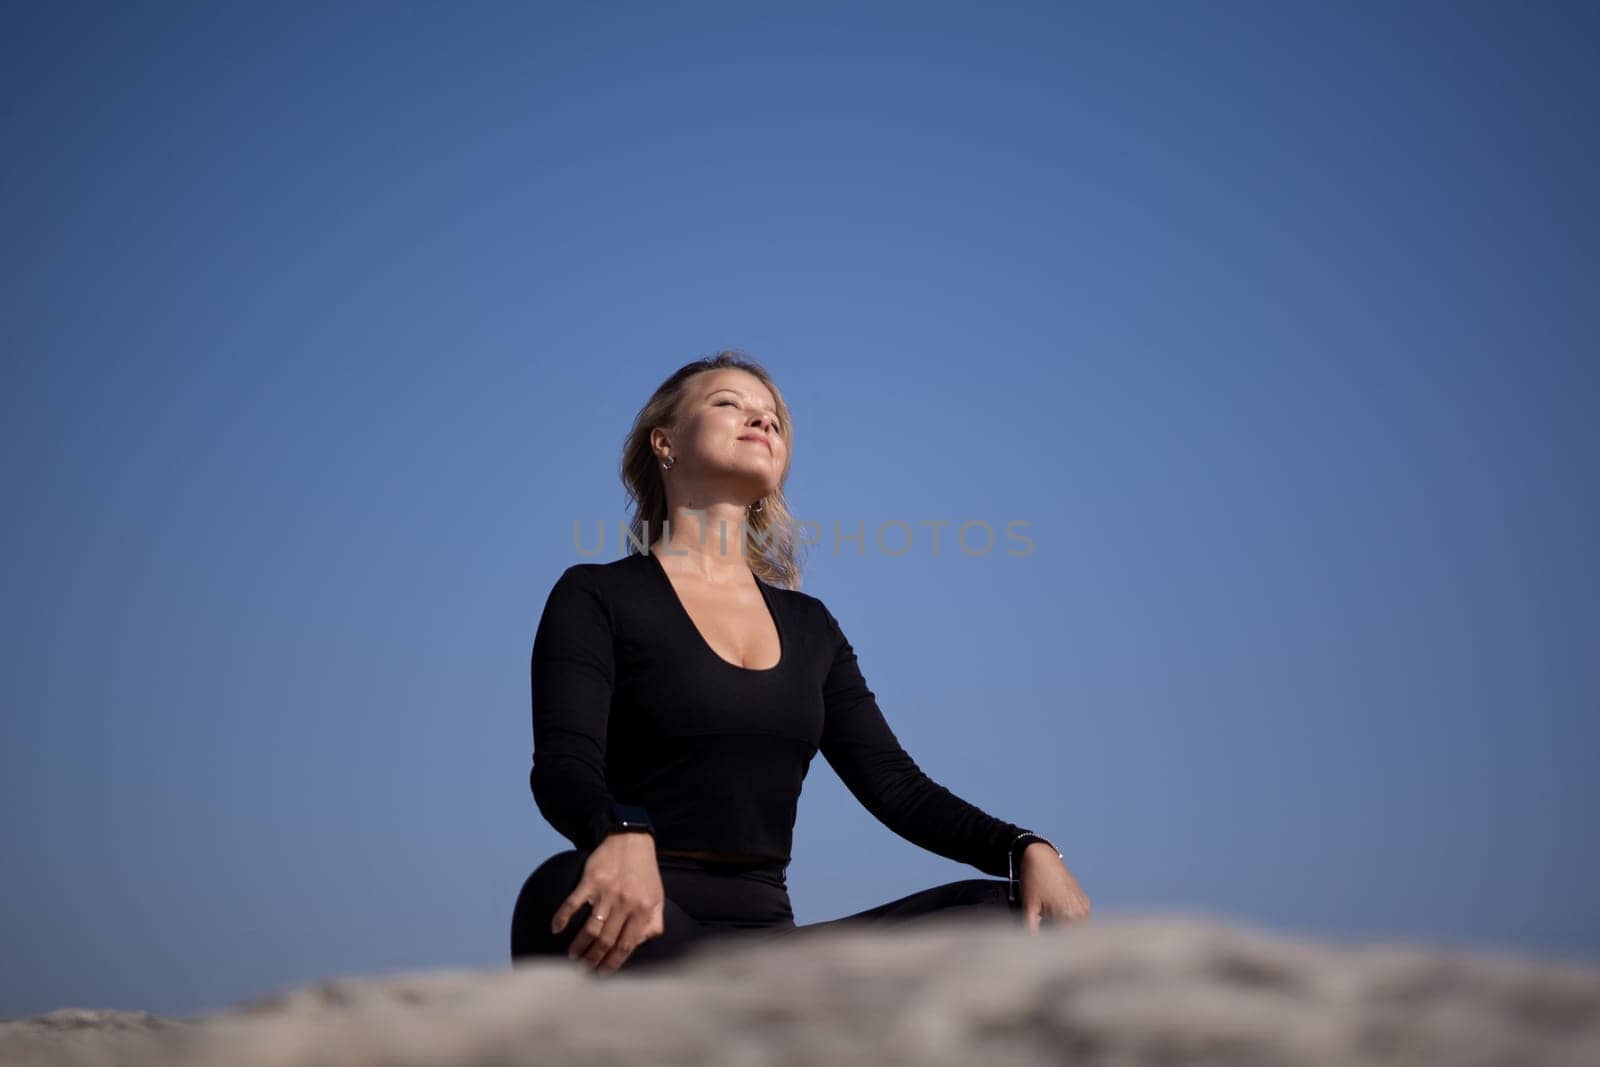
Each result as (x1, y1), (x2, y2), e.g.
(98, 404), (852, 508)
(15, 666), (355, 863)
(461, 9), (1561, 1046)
(738, 435), (772, 453)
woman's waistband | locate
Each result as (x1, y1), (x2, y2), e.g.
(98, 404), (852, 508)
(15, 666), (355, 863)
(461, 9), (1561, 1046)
(655, 852), (790, 886)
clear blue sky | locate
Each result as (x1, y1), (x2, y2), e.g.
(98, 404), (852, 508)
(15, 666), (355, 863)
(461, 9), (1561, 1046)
(2, 0), (1595, 1020)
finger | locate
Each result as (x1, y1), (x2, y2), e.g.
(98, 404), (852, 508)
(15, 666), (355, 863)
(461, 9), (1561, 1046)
(578, 904), (625, 968)
(567, 927), (591, 961)
(596, 913), (648, 975)
(565, 900), (602, 960)
(551, 883), (591, 936)
(580, 909), (625, 971)
(566, 901), (607, 961)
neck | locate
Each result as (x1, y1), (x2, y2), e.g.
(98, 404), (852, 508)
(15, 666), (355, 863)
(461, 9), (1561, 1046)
(653, 502), (754, 581)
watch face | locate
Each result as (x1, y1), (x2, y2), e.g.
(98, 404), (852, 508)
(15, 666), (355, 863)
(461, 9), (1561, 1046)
(591, 804), (653, 847)
(613, 803), (652, 828)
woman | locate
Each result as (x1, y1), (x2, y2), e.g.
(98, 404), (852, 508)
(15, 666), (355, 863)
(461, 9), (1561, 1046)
(511, 351), (1091, 976)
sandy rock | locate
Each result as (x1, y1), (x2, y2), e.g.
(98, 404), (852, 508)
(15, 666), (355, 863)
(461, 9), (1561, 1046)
(3, 915), (1597, 1067)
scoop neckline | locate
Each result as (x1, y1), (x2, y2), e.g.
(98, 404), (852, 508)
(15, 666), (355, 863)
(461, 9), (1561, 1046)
(644, 547), (787, 674)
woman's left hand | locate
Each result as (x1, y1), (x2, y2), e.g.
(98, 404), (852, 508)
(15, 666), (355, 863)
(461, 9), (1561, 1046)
(1018, 842), (1091, 931)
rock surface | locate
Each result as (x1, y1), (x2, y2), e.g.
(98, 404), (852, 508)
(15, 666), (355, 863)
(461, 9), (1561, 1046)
(4, 915), (1598, 1066)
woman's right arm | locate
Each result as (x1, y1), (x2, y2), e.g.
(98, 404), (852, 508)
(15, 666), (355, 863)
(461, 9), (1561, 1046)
(529, 565), (624, 849)
(529, 565), (665, 974)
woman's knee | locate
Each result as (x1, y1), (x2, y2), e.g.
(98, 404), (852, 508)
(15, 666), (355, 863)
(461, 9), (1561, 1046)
(950, 878), (1014, 909)
(511, 849), (589, 960)
(894, 879), (1018, 929)
(888, 878), (1014, 919)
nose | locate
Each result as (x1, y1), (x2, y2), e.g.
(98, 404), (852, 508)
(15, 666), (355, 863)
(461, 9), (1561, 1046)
(749, 413), (775, 435)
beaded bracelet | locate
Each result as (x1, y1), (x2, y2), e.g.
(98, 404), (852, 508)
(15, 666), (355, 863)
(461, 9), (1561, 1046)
(1006, 831), (1062, 904)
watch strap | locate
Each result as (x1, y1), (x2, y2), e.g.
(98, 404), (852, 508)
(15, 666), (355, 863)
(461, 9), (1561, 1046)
(1006, 831), (1062, 903)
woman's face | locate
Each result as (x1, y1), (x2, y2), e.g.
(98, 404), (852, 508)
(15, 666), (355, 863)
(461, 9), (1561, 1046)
(662, 368), (787, 495)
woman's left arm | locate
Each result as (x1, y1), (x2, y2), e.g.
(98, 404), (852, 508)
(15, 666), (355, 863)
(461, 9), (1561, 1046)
(816, 601), (1092, 924)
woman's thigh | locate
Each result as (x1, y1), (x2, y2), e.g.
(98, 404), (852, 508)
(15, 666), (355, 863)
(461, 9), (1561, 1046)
(510, 850), (772, 969)
(791, 878), (1020, 935)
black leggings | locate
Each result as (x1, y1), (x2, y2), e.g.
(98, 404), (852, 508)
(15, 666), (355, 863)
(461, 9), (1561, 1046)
(511, 850), (1024, 972)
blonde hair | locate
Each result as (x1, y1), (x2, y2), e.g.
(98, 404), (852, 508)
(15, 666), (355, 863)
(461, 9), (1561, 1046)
(621, 350), (804, 590)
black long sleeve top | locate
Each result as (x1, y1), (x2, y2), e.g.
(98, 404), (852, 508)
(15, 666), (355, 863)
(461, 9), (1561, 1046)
(529, 550), (1033, 878)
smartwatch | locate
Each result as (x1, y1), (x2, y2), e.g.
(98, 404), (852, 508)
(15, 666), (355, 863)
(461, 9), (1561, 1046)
(589, 802), (654, 848)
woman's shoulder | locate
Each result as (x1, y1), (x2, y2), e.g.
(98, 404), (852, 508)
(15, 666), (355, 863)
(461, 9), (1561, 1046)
(552, 552), (651, 582)
(542, 553), (652, 608)
(761, 579), (839, 634)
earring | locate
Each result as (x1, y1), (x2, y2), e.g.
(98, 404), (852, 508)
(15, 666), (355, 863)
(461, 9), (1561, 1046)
(661, 456), (675, 471)
(750, 497), (765, 513)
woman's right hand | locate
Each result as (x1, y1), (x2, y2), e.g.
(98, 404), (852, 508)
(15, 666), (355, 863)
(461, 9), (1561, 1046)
(551, 831), (665, 974)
